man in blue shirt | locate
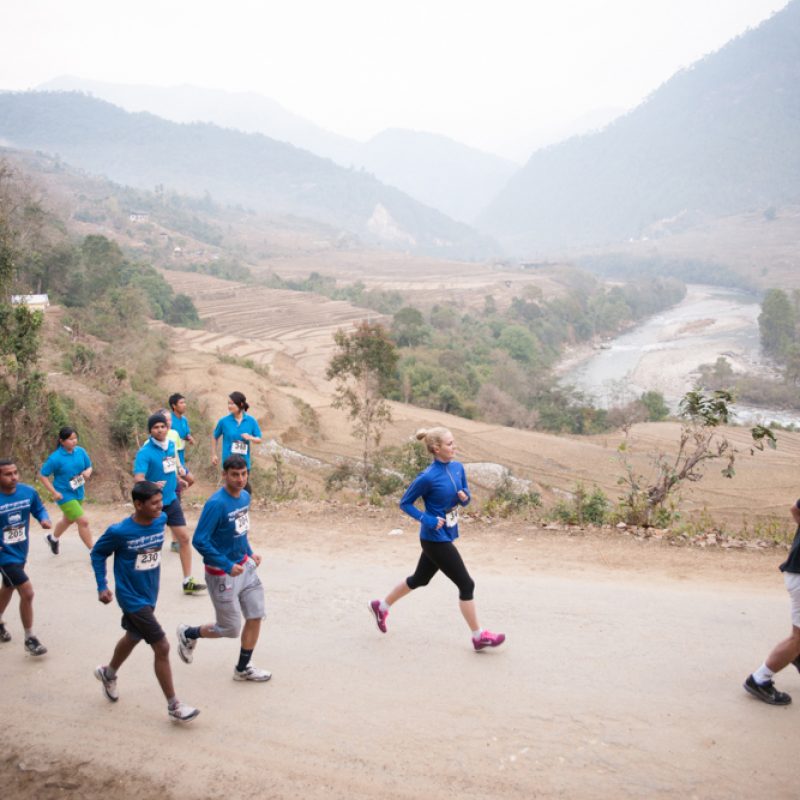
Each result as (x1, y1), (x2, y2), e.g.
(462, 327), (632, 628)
(0, 458), (52, 655)
(133, 412), (205, 596)
(177, 455), (271, 683)
(90, 480), (199, 723)
(168, 393), (194, 486)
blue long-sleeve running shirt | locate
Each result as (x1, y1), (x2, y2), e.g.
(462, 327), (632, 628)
(90, 513), (167, 613)
(192, 487), (253, 574)
(0, 485), (50, 565)
(399, 460), (471, 543)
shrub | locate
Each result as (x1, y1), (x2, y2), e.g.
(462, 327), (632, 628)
(110, 393), (148, 448)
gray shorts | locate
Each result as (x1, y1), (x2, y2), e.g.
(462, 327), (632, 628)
(206, 559), (265, 632)
(785, 571), (800, 628)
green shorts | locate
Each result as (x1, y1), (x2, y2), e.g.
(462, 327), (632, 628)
(60, 499), (85, 521)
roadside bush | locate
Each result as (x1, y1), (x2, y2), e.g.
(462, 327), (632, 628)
(551, 483), (609, 525)
(484, 475), (542, 519)
(110, 393), (148, 448)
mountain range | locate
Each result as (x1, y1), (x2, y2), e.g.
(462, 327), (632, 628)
(477, 0), (800, 254)
(0, 90), (496, 259)
(37, 76), (518, 223)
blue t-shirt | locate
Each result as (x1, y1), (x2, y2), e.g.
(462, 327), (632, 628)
(90, 513), (167, 613)
(171, 414), (190, 466)
(41, 445), (92, 504)
(133, 438), (178, 506)
(192, 487), (253, 574)
(0, 484), (50, 565)
(399, 460), (471, 543)
(213, 413), (262, 469)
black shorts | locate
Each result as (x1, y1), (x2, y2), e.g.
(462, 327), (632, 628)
(163, 497), (186, 527)
(121, 606), (166, 644)
(0, 562), (30, 588)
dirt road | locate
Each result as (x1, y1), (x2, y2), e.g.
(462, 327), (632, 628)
(1, 504), (796, 799)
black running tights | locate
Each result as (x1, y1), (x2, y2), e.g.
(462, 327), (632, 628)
(406, 539), (475, 601)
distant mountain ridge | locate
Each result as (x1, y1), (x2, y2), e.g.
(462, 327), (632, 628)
(478, 0), (800, 255)
(0, 90), (496, 259)
(38, 76), (517, 223)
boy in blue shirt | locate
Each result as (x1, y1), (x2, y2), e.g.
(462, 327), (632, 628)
(90, 480), (199, 723)
(0, 458), (52, 655)
(177, 455), (271, 683)
(133, 412), (205, 596)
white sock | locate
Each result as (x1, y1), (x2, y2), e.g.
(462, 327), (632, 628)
(24, 628), (33, 638)
(472, 629), (483, 640)
(753, 663), (775, 684)
(379, 601), (389, 613)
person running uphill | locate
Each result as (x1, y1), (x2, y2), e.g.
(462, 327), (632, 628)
(0, 458), (52, 655)
(177, 455), (271, 683)
(133, 412), (205, 595)
(369, 428), (505, 651)
(40, 426), (93, 553)
(211, 391), (262, 493)
(743, 499), (800, 705)
(90, 481), (199, 723)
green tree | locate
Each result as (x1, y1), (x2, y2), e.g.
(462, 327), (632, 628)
(759, 289), (796, 358)
(391, 306), (429, 347)
(326, 321), (399, 495)
(639, 390), (670, 421)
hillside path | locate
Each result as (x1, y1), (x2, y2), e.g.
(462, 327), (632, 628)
(1, 504), (796, 799)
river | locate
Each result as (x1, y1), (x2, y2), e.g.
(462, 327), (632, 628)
(558, 284), (798, 426)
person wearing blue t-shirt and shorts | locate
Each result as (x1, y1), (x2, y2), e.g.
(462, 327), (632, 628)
(90, 481), (199, 723)
(211, 391), (262, 494)
(177, 454), (271, 683)
(369, 428), (506, 652)
(0, 458), (52, 655)
(40, 426), (93, 553)
(134, 412), (205, 596)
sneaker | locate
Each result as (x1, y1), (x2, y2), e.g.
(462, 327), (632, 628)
(168, 701), (200, 723)
(176, 624), (196, 664)
(170, 541), (180, 553)
(233, 664), (272, 682)
(94, 665), (119, 702)
(368, 599), (388, 633)
(24, 636), (47, 656)
(472, 630), (506, 651)
(182, 577), (206, 595)
(46, 534), (60, 555)
(0, 623), (11, 643)
(743, 674), (791, 705)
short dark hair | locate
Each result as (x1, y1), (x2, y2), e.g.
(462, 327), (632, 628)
(222, 454), (248, 472)
(131, 480), (163, 504)
(0, 458), (16, 469)
(168, 393), (184, 410)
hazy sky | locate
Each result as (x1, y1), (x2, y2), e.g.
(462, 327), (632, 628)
(1, 0), (790, 159)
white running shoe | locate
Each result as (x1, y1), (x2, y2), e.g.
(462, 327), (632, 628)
(176, 624), (196, 664)
(168, 701), (200, 723)
(233, 664), (272, 682)
(94, 665), (119, 702)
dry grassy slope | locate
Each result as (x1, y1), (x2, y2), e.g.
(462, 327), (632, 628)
(159, 270), (800, 532)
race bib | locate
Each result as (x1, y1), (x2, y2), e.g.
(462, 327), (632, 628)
(231, 440), (248, 455)
(69, 474), (85, 490)
(162, 456), (177, 474)
(234, 511), (250, 535)
(135, 550), (161, 571)
(2, 525), (26, 545)
(445, 508), (459, 528)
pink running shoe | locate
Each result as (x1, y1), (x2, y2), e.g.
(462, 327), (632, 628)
(473, 630), (506, 651)
(369, 600), (388, 633)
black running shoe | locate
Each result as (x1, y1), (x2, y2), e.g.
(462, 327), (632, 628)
(0, 623), (11, 643)
(743, 674), (791, 705)
(46, 534), (60, 555)
(24, 636), (47, 656)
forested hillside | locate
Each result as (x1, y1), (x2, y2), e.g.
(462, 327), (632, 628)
(0, 92), (495, 260)
(479, 0), (800, 253)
